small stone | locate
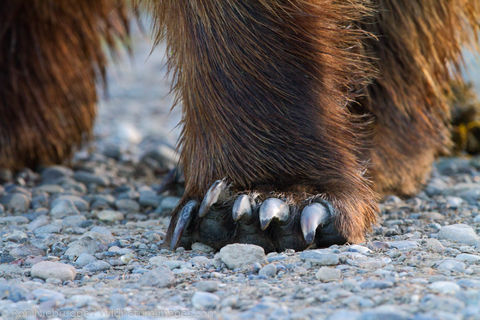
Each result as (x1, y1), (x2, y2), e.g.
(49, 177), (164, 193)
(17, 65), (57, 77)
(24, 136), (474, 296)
(429, 281), (461, 295)
(50, 199), (80, 218)
(446, 196), (464, 209)
(388, 240), (418, 251)
(41, 166), (73, 182)
(300, 250), (340, 266)
(31, 261), (76, 281)
(65, 237), (102, 260)
(68, 295), (96, 308)
(28, 215), (49, 231)
(191, 242), (215, 253)
(218, 244), (266, 269)
(192, 292), (220, 310)
(190, 256), (213, 268)
(33, 223), (62, 237)
(74, 253), (97, 267)
(34, 184), (64, 194)
(328, 310), (361, 320)
(194, 280), (220, 292)
(74, 170), (109, 186)
(436, 259), (466, 273)
(358, 306), (409, 320)
(0, 282), (28, 302)
(424, 238), (445, 252)
(51, 195), (89, 211)
(139, 267), (175, 288)
(139, 190), (161, 207)
(62, 215), (87, 228)
(455, 253), (480, 263)
(32, 288), (65, 304)
(259, 264), (277, 278)
(155, 196), (181, 215)
(5, 230), (28, 243)
(438, 224), (479, 245)
(348, 245), (372, 254)
(110, 294), (127, 309)
(96, 210), (124, 222)
(115, 199), (140, 212)
(360, 280), (394, 289)
(83, 260), (111, 272)
(315, 267), (341, 282)
(1, 193), (30, 212)
(149, 255), (167, 267)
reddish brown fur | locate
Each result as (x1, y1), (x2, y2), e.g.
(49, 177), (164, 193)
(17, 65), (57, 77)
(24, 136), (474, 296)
(0, 0), (129, 170)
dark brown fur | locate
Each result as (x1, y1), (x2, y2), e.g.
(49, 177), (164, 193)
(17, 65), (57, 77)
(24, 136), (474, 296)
(1, 1), (479, 248)
(0, 0), (129, 170)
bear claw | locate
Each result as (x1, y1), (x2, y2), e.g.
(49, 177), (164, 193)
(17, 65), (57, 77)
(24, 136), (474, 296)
(169, 180), (345, 251)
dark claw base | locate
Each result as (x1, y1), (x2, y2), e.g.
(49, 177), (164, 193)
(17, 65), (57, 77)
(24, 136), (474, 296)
(170, 179), (347, 252)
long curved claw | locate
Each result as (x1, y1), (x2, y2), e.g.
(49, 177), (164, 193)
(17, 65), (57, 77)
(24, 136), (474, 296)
(170, 200), (198, 250)
(232, 194), (253, 222)
(198, 179), (228, 218)
(259, 198), (289, 230)
(300, 202), (331, 245)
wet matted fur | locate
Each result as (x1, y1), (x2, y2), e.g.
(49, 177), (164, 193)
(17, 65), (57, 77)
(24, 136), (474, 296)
(0, 0), (130, 170)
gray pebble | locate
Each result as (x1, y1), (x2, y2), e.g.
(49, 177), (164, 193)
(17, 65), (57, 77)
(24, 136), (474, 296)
(436, 259), (466, 273)
(429, 281), (461, 294)
(1, 193), (30, 212)
(96, 209), (124, 222)
(51, 195), (89, 211)
(33, 223), (62, 237)
(315, 267), (341, 282)
(456, 253), (480, 263)
(0, 216), (29, 224)
(300, 250), (340, 266)
(68, 295), (97, 308)
(65, 237), (102, 260)
(191, 291), (220, 310)
(34, 184), (64, 194)
(75, 253), (97, 267)
(388, 240), (418, 251)
(115, 199), (140, 212)
(139, 267), (175, 288)
(328, 310), (361, 320)
(62, 215), (87, 228)
(5, 230), (28, 243)
(191, 242), (215, 253)
(31, 261), (76, 281)
(438, 224), (480, 245)
(41, 166), (73, 182)
(139, 190), (161, 207)
(155, 196), (181, 215)
(74, 170), (109, 186)
(259, 263), (277, 278)
(359, 306), (410, 320)
(218, 244), (266, 269)
(0, 282), (28, 302)
(110, 294), (127, 309)
(83, 260), (111, 272)
(360, 280), (394, 289)
(50, 199), (80, 218)
(423, 238), (445, 252)
(194, 280), (220, 292)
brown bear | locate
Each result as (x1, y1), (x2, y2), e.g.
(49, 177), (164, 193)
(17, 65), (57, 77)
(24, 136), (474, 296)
(1, 0), (479, 252)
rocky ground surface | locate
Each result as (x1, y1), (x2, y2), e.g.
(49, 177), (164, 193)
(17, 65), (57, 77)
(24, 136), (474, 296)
(1, 33), (480, 320)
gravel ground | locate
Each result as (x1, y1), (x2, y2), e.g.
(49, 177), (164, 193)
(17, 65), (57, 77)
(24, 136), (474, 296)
(1, 33), (480, 320)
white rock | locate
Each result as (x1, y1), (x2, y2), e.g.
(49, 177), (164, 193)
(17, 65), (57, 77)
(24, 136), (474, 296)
(438, 224), (479, 245)
(429, 281), (461, 295)
(96, 210), (124, 222)
(218, 244), (266, 269)
(315, 267), (342, 282)
(31, 261), (76, 281)
(192, 292), (220, 309)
